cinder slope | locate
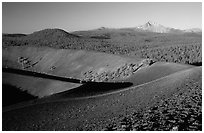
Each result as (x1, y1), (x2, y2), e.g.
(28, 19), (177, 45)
(2, 46), (193, 98)
(2, 66), (201, 130)
(3, 46), (143, 97)
(3, 46), (142, 78)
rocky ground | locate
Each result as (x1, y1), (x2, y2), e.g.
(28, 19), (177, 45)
(103, 77), (202, 131)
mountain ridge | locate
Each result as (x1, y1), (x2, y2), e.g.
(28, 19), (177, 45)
(90, 21), (202, 34)
(136, 21), (173, 33)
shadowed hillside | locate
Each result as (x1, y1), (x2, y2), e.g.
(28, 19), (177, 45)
(2, 84), (37, 107)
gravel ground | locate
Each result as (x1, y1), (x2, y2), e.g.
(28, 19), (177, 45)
(104, 75), (202, 131)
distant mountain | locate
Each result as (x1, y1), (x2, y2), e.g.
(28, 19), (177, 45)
(73, 21), (201, 35)
(97, 27), (109, 30)
(136, 21), (169, 33)
(26, 28), (79, 40)
(135, 21), (183, 33)
(183, 28), (202, 33)
(2, 29), (85, 49)
(135, 21), (202, 34)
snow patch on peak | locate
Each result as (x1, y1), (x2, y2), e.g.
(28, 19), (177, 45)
(136, 21), (171, 33)
(145, 21), (160, 26)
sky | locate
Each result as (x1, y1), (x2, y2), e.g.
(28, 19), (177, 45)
(2, 2), (202, 34)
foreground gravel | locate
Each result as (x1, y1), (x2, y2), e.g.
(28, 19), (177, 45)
(104, 76), (202, 131)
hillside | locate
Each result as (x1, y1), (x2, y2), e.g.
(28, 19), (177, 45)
(3, 46), (192, 98)
(2, 46), (146, 97)
(26, 29), (79, 40)
(3, 66), (201, 130)
(2, 29), (82, 48)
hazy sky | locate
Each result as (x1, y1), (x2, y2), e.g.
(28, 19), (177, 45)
(2, 2), (202, 34)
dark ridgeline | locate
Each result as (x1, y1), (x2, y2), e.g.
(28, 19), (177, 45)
(2, 33), (27, 37)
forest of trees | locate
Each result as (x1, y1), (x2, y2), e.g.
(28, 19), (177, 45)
(132, 43), (202, 65)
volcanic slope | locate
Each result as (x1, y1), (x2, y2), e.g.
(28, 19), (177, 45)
(2, 46), (140, 97)
(2, 65), (201, 130)
(3, 46), (193, 98)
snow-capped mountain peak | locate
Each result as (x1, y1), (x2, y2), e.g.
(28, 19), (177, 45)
(145, 21), (160, 27)
(136, 21), (171, 33)
(135, 21), (201, 34)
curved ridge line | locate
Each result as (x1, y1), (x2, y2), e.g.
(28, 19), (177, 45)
(62, 67), (195, 101)
(3, 66), (196, 112)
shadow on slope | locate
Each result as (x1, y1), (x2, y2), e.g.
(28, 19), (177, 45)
(190, 62), (202, 66)
(3, 67), (133, 98)
(2, 67), (133, 106)
(49, 81), (133, 99)
(2, 84), (37, 107)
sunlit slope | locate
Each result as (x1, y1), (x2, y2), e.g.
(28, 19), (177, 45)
(2, 46), (193, 98)
(2, 46), (143, 97)
(126, 62), (193, 86)
(43, 62), (194, 100)
(2, 73), (80, 97)
(3, 46), (142, 79)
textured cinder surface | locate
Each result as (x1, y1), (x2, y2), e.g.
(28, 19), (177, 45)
(2, 46), (193, 98)
(3, 46), (143, 97)
(2, 66), (201, 131)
